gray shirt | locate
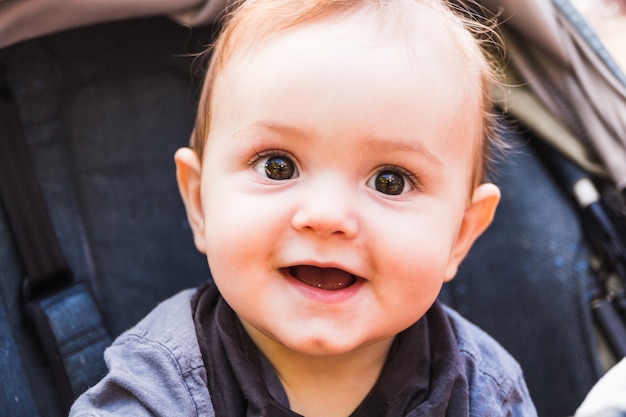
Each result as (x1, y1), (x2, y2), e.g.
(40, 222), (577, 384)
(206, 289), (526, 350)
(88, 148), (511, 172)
(69, 289), (537, 417)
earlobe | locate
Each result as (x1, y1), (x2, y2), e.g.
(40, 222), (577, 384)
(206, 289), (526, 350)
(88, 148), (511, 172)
(174, 147), (207, 253)
(444, 183), (500, 281)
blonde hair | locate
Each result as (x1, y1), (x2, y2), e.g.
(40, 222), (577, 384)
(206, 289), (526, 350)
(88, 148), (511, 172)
(190, 0), (503, 187)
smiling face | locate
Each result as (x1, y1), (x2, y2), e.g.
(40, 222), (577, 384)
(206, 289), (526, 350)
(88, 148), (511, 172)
(176, 4), (500, 358)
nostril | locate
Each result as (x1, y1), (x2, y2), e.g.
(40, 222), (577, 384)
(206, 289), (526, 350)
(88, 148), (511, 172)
(340, 218), (358, 237)
(291, 211), (311, 231)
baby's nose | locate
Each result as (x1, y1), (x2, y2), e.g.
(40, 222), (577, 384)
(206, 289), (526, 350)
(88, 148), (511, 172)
(290, 176), (359, 238)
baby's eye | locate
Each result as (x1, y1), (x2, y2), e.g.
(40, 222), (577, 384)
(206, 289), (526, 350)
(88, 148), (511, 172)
(254, 154), (298, 180)
(367, 169), (412, 195)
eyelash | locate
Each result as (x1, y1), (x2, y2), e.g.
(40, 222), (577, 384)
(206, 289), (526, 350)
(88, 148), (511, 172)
(247, 149), (293, 166)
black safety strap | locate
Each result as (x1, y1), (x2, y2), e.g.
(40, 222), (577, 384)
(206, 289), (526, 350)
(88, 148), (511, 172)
(0, 70), (112, 411)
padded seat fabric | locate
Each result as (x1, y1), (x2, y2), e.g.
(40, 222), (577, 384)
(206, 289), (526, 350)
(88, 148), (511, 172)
(0, 18), (211, 416)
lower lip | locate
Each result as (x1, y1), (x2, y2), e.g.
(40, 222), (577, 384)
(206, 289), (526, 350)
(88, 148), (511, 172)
(281, 269), (365, 304)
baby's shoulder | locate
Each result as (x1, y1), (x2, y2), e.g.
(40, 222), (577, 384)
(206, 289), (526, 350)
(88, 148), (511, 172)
(119, 288), (199, 347)
(442, 304), (538, 416)
(109, 288), (206, 387)
(70, 288), (214, 417)
(442, 305), (521, 378)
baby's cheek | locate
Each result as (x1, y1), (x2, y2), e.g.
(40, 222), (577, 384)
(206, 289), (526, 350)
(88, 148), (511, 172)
(388, 241), (451, 292)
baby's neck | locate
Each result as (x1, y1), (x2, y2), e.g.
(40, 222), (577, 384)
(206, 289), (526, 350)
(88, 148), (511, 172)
(241, 322), (394, 417)
(279, 342), (392, 417)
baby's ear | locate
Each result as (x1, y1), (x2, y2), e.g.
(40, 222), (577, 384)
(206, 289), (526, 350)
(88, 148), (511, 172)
(444, 183), (500, 282)
(174, 147), (207, 254)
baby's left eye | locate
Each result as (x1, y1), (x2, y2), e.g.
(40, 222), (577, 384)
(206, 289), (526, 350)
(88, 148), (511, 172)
(252, 153), (298, 180)
(366, 169), (412, 195)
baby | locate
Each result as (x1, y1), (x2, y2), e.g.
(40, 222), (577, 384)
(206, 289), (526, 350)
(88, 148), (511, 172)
(71, 0), (537, 415)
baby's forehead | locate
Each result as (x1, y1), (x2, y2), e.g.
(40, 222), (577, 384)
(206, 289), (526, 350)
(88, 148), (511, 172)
(221, 1), (484, 77)
(220, 2), (486, 125)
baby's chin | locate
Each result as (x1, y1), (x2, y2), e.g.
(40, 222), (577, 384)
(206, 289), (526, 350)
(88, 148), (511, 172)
(235, 303), (408, 360)
(262, 326), (398, 359)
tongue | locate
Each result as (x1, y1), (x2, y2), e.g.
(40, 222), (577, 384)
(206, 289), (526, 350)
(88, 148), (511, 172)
(290, 266), (356, 291)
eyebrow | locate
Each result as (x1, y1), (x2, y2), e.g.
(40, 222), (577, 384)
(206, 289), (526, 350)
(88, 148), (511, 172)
(362, 136), (444, 167)
(232, 121), (309, 141)
(234, 121), (443, 166)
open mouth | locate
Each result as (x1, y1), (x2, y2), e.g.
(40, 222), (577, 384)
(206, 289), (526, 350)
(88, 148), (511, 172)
(288, 265), (357, 291)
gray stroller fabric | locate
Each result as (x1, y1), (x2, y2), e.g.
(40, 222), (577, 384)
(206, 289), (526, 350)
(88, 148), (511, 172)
(481, 0), (626, 189)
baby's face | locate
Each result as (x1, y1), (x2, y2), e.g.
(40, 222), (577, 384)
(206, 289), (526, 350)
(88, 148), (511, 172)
(198, 6), (492, 356)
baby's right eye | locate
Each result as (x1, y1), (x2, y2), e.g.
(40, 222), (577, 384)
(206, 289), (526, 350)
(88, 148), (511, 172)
(253, 154), (299, 180)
